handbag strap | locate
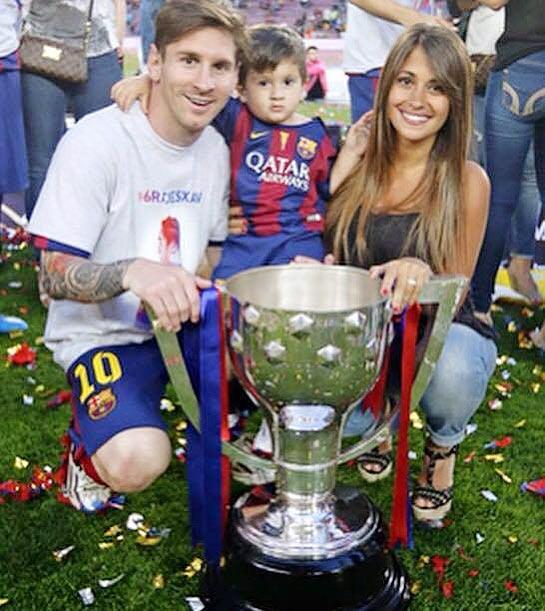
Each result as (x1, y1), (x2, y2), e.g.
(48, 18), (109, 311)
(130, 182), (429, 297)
(83, 0), (95, 47)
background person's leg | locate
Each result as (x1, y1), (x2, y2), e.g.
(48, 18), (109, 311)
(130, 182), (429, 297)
(72, 51), (123, 120)
(471, 70), (534, 313)
(508, 142), (543, 303)
(140, 0), (165, 66)
(21, 72), (66, 219)
(347, 71), (379, 123)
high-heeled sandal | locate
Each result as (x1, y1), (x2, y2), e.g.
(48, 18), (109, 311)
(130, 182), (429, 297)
(357, 437), (393, 483)
(412, 442), (458, 522)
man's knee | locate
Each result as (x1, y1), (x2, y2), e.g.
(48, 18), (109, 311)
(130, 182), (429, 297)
(94, 428), (171, 492)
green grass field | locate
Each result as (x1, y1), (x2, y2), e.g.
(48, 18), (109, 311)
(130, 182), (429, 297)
(1, 235), (544, 610)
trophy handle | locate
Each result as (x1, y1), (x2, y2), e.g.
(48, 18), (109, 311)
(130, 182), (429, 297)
(337, 274), (467, 464)
(149, 306), (277, 474)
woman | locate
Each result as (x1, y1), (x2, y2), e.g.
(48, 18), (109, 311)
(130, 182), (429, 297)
(467, 0), (545, 316)
(324, 24), (496, 522)
(21, 0), (125, 220)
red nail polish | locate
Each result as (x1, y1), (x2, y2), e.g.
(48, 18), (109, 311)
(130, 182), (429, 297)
(381, 288), (388, 296)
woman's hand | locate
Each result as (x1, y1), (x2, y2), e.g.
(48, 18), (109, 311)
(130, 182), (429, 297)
(111, 74), (152, 113)
(292, 254), (335, 265)
(369, 257), (432, 313)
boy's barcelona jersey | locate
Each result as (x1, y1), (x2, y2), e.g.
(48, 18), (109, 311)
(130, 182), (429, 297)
(213, 97), (337, 236)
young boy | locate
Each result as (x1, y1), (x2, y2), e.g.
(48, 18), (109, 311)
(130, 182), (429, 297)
(113, 24), (368, 280)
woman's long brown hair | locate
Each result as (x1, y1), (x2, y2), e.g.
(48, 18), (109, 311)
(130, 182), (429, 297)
(326, 25), (473, 273)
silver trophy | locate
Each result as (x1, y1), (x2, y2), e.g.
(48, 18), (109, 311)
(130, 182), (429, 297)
(219, 264), (466, 610)
(153, 264), (466, 609)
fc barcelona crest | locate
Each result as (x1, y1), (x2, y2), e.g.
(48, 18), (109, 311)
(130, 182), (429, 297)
(87, 388), (117, 420)
(296, 136), (318, 160)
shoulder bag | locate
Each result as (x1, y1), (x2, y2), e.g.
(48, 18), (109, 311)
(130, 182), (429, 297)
(19, 0), (95, 83)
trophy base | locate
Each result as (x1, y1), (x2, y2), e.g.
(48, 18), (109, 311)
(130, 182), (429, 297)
(203, 486), (410, 611)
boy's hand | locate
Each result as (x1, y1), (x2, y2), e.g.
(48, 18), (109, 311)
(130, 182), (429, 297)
(111, 74), (152, 114)
(292, 254), (335, 265)
(228, 205), (247, 235)
(343, 110), (373, 159)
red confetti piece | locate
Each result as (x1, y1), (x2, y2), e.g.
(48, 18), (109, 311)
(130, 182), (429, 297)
(494, 436), (512, 448)
(6, 342), (37, 366)
(521, 478), (545, 497)
(468, 568), (480, 577)
(46, 390), (72, 409)
(441, 580), (454, 599)
(504, 580), (518, 593)
(431, 555), (449, 579)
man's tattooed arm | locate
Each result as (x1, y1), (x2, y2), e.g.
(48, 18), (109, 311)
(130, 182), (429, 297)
(40, 251), (136, 302)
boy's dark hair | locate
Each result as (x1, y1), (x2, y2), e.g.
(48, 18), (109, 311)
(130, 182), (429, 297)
(306, 45), (318, 52)
(154, 0), (249, 66)
(239, 24), (307, 84)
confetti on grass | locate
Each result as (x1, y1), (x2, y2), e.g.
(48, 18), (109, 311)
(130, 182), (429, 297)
(78, 587), (95, 606)
(52, 545), (75, 562)
(520, 478), (545, 497)
(6, 342), (36, 366)
(98, 574), (125, 588)
(481, 490), (498, 502)
(152, 574), (165, 589)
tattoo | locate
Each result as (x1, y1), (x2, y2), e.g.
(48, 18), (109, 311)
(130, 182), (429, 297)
(40, 252), (135, 303)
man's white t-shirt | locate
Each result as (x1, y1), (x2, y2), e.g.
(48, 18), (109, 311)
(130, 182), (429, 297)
(29, 103), (229, 370)
(343, 0), (420, 74)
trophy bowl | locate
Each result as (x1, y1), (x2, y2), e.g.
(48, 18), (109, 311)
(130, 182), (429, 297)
(227, 263), (390, 412)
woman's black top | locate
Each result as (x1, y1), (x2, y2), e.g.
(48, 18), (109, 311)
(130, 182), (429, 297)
(495, 0), (545, 70)
(330, 212), (496, 341)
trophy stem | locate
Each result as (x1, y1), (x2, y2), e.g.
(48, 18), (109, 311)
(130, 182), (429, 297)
(276, 404), (339, 498)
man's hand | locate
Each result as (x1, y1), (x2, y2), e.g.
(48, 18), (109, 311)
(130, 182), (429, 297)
(123, 259), (212, 331)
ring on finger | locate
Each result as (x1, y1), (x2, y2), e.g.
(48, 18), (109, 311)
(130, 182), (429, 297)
(407, 277), (418, 287)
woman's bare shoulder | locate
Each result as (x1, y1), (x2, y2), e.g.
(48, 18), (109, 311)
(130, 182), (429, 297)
(463, 160), (490, 191)
(462, 160), (490, 215)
